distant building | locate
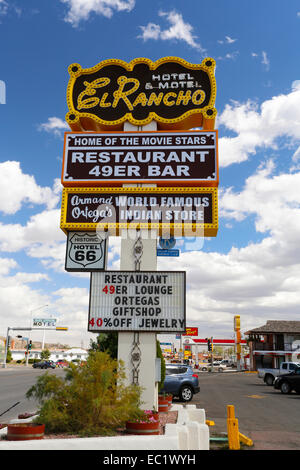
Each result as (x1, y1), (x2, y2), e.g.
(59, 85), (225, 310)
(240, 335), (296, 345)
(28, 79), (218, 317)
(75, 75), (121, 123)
(10, 348), (88, 363)
(245, 321), (300, 370)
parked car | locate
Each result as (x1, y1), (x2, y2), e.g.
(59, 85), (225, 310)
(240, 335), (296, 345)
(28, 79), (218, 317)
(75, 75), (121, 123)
(258, 362), (300, 386)
(213, 361), (222, 366)
(32, 360), (56, 369)
(160, 363), (200, 402)
(219, 359), (236, 368)
(214, 363), (227, 372)
(198, 363), (209, 371)
(274, 369), (300, 394)
(55, 360), (68, 367)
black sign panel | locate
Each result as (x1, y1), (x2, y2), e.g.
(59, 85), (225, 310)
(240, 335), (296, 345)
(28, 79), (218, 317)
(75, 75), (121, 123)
(66, 57), (217, 131)
(62, 130), (218, 186)
(60, 187), (218, 237)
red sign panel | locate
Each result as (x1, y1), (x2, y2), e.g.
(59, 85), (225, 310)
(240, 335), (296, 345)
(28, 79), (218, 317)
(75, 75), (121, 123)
(184, 327), (199, 336)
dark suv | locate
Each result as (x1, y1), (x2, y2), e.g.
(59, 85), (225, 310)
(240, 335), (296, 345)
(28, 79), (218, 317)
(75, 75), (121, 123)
(160, 364), (200, 402)
(32, 360), (56, 369)
(274, 368), (300, 394)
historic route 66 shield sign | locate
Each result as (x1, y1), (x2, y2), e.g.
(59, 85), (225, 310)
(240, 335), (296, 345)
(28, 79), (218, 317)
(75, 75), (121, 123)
(65, 231), (107, 272)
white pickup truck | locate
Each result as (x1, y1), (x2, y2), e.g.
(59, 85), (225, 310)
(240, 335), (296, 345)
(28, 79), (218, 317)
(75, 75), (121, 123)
(258, 362), (300, 385)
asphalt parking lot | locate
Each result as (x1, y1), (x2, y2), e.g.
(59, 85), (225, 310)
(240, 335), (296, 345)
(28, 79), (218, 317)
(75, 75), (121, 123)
(190, 370), (300, 450)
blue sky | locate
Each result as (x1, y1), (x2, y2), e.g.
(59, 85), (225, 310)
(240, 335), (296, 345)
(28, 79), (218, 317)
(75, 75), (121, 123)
(1, 0), (300, 348)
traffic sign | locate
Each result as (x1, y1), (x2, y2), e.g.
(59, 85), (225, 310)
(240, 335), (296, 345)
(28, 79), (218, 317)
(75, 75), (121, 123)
(65, 231), (107, 272)
(157, 249), (180, 257)
(32, 318), (57, 328)
(159, 237), (176, 249)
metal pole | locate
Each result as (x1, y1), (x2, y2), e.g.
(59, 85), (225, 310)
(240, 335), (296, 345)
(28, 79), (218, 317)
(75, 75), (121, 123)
(28, 304), (48, 365)
(42, 329), (46, 350)
(3, 327), (10, 368)
(25, 338), (29, 367)
(180, 334), (182, 363)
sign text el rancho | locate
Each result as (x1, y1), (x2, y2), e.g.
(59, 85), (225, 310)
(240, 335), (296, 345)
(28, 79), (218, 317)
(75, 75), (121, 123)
(66, 57), (217, 132)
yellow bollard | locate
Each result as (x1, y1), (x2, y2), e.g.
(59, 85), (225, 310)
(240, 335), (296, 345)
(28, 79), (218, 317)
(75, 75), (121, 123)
(206, 420), (215, 426)
(227, 405), (240, 450)
(239, 432), (253, 447)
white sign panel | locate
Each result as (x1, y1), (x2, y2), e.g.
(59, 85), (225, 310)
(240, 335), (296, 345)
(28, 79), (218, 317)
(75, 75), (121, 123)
(65, 231), (107, 272)
(88, 271), (186, 332)
(33, 318), (57, 328)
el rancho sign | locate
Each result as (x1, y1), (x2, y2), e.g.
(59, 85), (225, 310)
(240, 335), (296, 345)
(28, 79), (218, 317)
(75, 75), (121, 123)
(66, 57), (217, 132)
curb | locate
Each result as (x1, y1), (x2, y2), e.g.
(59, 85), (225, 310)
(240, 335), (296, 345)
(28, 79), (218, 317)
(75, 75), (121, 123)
(0, 405), (210, 450)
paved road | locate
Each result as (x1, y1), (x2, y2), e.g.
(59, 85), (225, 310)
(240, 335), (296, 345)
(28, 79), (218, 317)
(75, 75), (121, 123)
(0, 367), (65, 423)
(189, 371), (300, 450)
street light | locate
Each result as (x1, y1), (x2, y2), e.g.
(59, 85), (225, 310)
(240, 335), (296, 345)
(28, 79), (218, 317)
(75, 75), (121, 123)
(26, 304), (48, 366)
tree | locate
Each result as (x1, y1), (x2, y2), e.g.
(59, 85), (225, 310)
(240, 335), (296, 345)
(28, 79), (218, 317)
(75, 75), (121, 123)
(26, 351), (143, 436)
(40, 349), (51, 360)
(89, 333), (118, 359)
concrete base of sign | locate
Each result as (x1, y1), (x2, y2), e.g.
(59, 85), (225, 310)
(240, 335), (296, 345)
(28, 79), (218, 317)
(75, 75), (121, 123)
(0, 405), (210, 450)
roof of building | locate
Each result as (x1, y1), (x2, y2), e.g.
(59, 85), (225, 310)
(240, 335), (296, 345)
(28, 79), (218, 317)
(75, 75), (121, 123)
(245, 320), (300, 335)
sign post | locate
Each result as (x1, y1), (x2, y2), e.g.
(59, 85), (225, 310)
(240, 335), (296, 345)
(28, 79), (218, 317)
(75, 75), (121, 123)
(59, 55), (219, 413)
(234, 315), (241, 371)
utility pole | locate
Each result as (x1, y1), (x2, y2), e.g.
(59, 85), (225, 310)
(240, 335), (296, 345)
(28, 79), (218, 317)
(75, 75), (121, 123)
(210, 337), (214, 370)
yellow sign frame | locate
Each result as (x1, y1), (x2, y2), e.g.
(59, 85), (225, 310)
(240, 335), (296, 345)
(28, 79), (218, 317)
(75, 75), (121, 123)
(66, 56), (217, 132)
(60, 186), (218, 237)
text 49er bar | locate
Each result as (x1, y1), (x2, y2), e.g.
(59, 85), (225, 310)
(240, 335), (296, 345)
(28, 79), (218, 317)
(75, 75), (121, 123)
(88, 271), (186, 332)
(62, 130), (218, 187)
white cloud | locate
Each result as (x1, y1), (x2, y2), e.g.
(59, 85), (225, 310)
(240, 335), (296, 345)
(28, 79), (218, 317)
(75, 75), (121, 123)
(217, 82), (300, 167)
(38, 117), (69, 137)
(138, 10), (205, 52)
(218, 36), (237, 44)
(262, 51), (270, 71)
(0, 258), (50, 331)
(0, 0), (8, 16)
(0, 208), (64, 253)
(251, 51), (270, 70)
(217, 51), (239, 61)
(0, 162), (60, 214)
(0, 258), (91, 348)
(225, 35), (237, 44)
(153, 153), (300, 337)
(61, 0), (135, 27)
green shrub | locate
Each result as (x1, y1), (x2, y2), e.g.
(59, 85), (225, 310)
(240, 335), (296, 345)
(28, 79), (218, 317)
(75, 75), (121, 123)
(40, 349), (51, 360)
(6, 349), (12, 363)
(26, 351), (143, 436)
(156, 340), (166, 391)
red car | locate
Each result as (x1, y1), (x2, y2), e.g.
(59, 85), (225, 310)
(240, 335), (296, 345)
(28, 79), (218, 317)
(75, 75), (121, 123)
(55, 360), (68, 367)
